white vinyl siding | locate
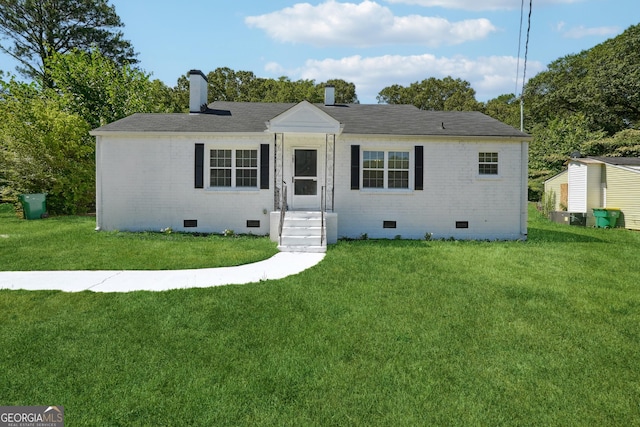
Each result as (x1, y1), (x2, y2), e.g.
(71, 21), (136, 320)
(568, 162), (587, 212)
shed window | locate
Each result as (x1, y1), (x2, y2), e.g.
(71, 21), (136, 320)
(479, 152), (499, 175)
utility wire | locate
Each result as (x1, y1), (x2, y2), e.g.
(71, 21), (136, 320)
(517, 0), (532, 132)
(515, 0), (525, 97)
(522, 0), (533, 98)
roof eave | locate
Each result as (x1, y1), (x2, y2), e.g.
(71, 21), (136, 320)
(90, 130), (270, 137)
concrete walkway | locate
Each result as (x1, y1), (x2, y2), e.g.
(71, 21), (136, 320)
(0, 252), (325, 293)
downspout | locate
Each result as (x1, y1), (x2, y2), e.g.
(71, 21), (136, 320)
(332, 134), (336, 211)
(273, 133), (277, 211)
(95, 135), (103, 231)
(521, 140), (529, 239)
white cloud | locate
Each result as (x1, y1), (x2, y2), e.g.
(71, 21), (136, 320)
(269, 53), (545, 102)
(562, 25), (620, 39)
(265, 62), (286, 74)
(384, 0), (585, 11)
(245, 1), (496, 47)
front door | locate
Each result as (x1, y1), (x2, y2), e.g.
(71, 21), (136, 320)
(292, 149), (320, 210)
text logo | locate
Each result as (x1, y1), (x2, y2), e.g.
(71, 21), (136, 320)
(0, 406), (64, 427)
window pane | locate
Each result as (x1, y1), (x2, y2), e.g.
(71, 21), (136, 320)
(210, 169), (231, 187)
(363, 151), (384, 169)
(479, 164), (498, 175)
(210, 150), (232, 186)
(236, 169), (257, 187)
(363, 170), (384, 188)
(388, 151), (409, 169)
(479, 152), (498, 175)
(295, 149), (317, 177)
(294, 179), (317, 195)
(236, 149), (257, 168)
(211, 150), (231, 167)
(388, 171), (409, 188)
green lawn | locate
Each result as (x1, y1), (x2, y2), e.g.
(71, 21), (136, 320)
(1, 205), (639, 425)
(0, 204), (278, 270)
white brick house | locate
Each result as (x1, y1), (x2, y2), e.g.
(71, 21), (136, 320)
(91, 70), (531, 251)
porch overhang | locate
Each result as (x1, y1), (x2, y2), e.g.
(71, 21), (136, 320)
(265, 100), (343, 135)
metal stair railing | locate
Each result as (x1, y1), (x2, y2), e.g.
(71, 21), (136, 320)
(321, 185), (326, 246)
(278, 181), (287, 246)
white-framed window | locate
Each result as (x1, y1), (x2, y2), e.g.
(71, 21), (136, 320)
(210, 149), (258, 188)
(363, 150), (410, 189)
(478, 152), (499, 175)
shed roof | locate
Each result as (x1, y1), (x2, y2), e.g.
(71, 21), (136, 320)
(589, 156), (640, 166)
(92, 101), (530, 139)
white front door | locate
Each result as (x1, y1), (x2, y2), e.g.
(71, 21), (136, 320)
(292, 148), (321, 210)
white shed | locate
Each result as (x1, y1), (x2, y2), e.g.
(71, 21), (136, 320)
(566, 157), (640, 229)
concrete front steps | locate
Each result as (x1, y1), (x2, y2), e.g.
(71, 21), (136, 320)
(278, 211), (326, 253)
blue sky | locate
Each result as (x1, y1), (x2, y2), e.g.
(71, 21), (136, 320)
(1, 0), (638, 103)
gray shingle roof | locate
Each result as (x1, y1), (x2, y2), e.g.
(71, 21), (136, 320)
(92, 101), (530, 138)
(590, 156), (640, 166)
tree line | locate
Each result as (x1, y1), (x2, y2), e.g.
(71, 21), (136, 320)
(1, 1), (639, 212)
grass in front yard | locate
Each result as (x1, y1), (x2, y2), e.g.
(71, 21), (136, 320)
(0, 204), (277, 270)
(1, 205), (639, 425)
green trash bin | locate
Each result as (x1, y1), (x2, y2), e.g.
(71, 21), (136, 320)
(18, 193), (47, 220)
(592, 208), (620, 228)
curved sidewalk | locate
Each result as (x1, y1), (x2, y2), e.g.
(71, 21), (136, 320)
(0, 252), (325, 293)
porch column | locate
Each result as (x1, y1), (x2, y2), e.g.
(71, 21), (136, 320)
(274, 133), (285, 210)
(325, 134), (336, 211)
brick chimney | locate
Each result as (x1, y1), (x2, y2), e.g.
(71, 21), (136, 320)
(189, 70), (208, 113)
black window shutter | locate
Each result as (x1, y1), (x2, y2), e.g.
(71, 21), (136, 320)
(351, 145), (360, 190)
(260, 144), (269, 189)
(194, 143), (204, 189)
(415, 145), (424, 191)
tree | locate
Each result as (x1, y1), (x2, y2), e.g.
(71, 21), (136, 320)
(377, 84), (408, 105)
(324, 79), (358, 104)
(525, 24), (640, 135)
(206, 68), (264, 102)
(0, 77), (94, 213)
(377, 77), (482, 111)
(581, 129), (640, 158)
(483, 94), (521, 130)
(47, 49), (168, 128)
(0, 0), (137, 87)
(0, 50), (176, 213)
(527, 113), (606, 199)
(167, 68), (360, 108)
(260, 76), (319, 103)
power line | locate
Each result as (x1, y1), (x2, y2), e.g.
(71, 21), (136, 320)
(517, 0), (532, 132)
(522, 0), (533, 98)
(515, 0), (525, 96)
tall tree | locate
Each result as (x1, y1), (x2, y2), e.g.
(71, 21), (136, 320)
(0, 77), (94, 213)
(581, 129), (640, 158)
(378, 77), (482, 111)
(175, 68), (360, 106)
(0, 0), (137, 87)
(323, 79), (358, 104)
(525, 24), (640, 135)
(47, 49), (166, 128)
(483, 94), (521, 130)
